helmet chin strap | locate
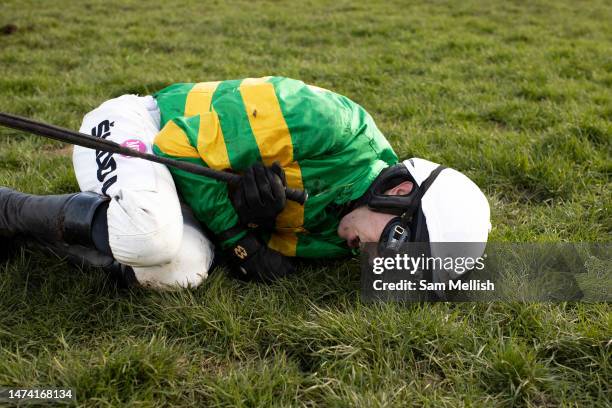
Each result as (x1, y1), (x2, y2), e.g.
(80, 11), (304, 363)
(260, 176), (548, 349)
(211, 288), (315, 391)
(375, 164), (446, 255)
(378, 217), (407, 251)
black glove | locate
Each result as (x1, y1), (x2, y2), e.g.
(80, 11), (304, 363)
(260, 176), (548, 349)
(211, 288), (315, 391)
(224, 231), (295, 283)
(230, 162), (287, 230)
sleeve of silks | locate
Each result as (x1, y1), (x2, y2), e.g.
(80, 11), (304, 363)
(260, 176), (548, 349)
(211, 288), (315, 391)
(152, 115), (246, 248)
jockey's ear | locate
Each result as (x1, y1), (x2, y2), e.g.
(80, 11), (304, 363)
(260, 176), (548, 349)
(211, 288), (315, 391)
(384, 180), (414, 196)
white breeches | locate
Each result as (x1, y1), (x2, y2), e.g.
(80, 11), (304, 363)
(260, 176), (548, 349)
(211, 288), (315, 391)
(72, 94), (214, 289)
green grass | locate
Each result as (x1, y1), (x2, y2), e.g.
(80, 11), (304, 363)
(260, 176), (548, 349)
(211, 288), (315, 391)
(0, 0), (610, 406)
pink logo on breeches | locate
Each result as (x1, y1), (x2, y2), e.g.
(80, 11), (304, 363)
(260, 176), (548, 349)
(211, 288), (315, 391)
(120, 139), (147, 157)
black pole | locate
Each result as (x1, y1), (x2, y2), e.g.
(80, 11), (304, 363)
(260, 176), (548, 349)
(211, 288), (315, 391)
(0, 112), (307, 204)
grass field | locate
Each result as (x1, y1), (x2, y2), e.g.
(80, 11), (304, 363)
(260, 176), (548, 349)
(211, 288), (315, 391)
(0, 0), (610, 406)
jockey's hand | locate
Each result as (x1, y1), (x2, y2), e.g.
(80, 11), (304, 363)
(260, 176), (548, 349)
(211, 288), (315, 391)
(230, 162), (286, 230)
(224, 231), (295, 283)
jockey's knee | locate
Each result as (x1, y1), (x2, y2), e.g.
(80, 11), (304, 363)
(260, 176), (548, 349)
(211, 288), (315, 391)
(106, 189), (183, 267)
(131, 211), (215, 289)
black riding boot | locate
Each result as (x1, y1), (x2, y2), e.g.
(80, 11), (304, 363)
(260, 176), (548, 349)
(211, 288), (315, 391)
(0, 187), (137, 287)
(0, 187), (107, 244)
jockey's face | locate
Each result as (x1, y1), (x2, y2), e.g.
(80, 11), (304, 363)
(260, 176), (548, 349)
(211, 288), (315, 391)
(337, 180), (414, 249)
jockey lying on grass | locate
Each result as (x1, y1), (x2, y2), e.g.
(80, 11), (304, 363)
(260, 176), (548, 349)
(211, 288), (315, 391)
(0, 76), (490, 290)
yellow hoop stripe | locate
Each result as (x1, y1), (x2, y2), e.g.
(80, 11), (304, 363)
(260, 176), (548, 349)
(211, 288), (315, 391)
(154, 120), (199, 159)
(184, 81), (221, 117)
(196, 112), (231, 170)
(268, 232), (299, 257)
(184, 81), (232, 170)
(239, 78), (305, 256)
